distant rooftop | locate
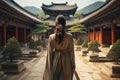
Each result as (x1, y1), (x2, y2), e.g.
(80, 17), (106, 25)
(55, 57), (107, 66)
(41, 2), (77, 16)
(42, 2), (77, 11)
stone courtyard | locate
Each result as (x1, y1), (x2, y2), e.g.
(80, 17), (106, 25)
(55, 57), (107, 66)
(4, 47), (120, 80)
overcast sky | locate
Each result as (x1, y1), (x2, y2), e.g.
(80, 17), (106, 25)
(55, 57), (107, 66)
(14, 0), (106, 10)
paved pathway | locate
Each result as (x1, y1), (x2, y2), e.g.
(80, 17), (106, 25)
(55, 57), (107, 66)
(75, 49), (120, 80)
(7, 50), (46, 80)
(7, 48), (120, 80)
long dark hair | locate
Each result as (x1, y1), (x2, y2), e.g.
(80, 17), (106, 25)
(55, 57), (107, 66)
(55, 15), (66, 43)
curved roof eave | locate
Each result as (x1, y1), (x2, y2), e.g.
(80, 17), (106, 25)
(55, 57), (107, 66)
(42, 6), (77, 11)
(2, 0), (42, 23)
(79, 0), (119, 24)
(41, 2), (77, 11)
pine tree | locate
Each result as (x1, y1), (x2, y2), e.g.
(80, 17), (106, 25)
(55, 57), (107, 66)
(107, 39), (120, 64)
(88, 40), (101, 54)
(82, 41), (88, 48)
(3, 37), (22, 62)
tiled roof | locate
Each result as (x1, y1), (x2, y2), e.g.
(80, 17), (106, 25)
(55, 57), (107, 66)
(79, 0), (120, 24)
(1, 0), (42, 23)
(42, 2), (77, 11)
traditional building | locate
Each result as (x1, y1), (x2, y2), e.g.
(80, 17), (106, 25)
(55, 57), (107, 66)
(0, 0), (42, 46)
(41, 2), (78, 38)
(41, 2), (78, 20)
(79, 0), (120, 46)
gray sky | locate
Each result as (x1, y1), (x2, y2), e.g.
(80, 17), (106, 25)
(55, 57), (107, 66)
(14, 0), (106, 10)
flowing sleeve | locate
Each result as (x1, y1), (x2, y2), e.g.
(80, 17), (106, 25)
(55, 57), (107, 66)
(70, 36), (75, 69)
(47, 35), (53, 70)
(43, 35), (53, 80)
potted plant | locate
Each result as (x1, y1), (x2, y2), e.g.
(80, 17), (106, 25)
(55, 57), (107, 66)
(81, 41), (88, 56)
(1, 37), (25, 73)
(75, 38), (83, 51)
(107, 39), (120, 77)
(75, 38), (83, 45)
(88, 40), (101, 61)
(28, 40), (38, 57)
(35, 39), (42, 52)
(0, 46), (7, 80)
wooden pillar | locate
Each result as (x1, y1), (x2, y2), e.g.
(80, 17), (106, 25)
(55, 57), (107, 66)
(29, 28), (32, 41)
(100, 26), (103, 44)
(93, 27), (95, 40)
(111, 24), (115, 44)
(15, 26), (18, 40)
(3, 24), (6, 46)
(88, 29), (90, 42)
(24, 28), (26, 43)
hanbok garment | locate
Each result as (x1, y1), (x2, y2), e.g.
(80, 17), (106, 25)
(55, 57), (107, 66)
(43, 33), (75, 80)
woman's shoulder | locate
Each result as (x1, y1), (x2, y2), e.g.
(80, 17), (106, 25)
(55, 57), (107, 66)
(49, 33), (55, 40)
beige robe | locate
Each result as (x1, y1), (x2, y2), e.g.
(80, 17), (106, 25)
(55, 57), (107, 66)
(43, 33), (75, 80)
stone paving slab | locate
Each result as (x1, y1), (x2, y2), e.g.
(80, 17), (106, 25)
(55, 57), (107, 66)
(6, 48), (120, 80)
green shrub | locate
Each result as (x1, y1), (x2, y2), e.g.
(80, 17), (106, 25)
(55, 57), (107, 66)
(107, 39), (120, 64)
(28, 40), (37, 50)
(75, 38), (83, 45)
(2, 37), (22, 62)
(35, 39), (42, 46)
(81, 41), (88, 48)
(88, 40), (101, 54)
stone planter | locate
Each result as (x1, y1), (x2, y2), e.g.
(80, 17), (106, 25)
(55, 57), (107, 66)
(29, 51), (38, 57)
(82, 50), (88, 56)
(89, 54), (99, 62)
(81, 48), (88, 56)
(111, 65), (120, 78)
(1, 60), (25, 74)
(76, 46), (81, 51)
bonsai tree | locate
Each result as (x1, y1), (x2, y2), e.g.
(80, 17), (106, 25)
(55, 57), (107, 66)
(28, 40), (39, 56)
(2, 37), (22, 62)
(68, 23), (87, 39)
(31, 22), (51, 48)
(107, 39), (120, 64)
(35, 39), (42, 52)
(37, 12), (49, 20)
(81, 41), (88, 48)
(88, 40), (101, 55)
(81, 41), (88, 56)
(74, 13), (83, 19)
(75, 38), (83, 45)
(35, 39), (42, 46)
(28, 40), (37, 51)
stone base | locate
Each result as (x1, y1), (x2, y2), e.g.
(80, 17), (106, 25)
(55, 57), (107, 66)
(89, 55), (99, 62)
(110, 65), (120, 78)
(98, 57), (114, 62)
(76, 47), (81, 51)
(1, 60), (26, 74)
(29, 51), (38, 57)
(90, 54), (98, 58)
(82, 51), (88, 56)
(0, 71), (7, 80)
(111, 74), (120, 78)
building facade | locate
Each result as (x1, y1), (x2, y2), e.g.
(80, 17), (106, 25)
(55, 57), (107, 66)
(0, 0), (42, 46)
(41, 2), (78, 20)
(79, 0), (120, 46)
